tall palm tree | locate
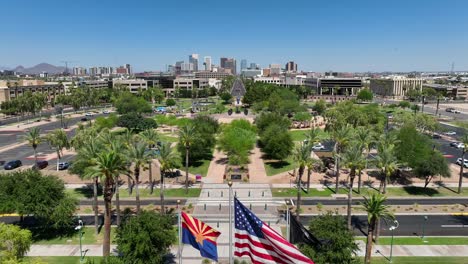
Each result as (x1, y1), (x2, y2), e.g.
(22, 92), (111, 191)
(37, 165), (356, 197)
(355, 127), (374, 193)
(87, 151), (127, 257)
(119, 129), (136, 194)
(305, 157), (322, 192)
(362, 193), (394, 264)
(139, 129), (159, 194)
(375, 144), (398, 194)
(179, 125), (197, 194)
(23, 127), (42, 163)
(342, 143), (366, 230)
(157, 141), (179, 214)
(331, 124), (353, 193)
(458, 135), (468, 194)
(292, 143), (312, 219)
(45, 129), (70, 171)
(127, 140), (152, 214)
(304, 127), (322, 145)
(106, 137), (127, 226)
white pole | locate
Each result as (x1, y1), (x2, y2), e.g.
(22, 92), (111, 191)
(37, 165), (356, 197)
(228, 181), (233, 264)
(178, 200), (182, 264)
(287, 207), (290, 242)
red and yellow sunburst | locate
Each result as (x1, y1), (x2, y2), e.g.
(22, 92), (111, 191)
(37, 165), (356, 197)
(182, 211), (221, 246)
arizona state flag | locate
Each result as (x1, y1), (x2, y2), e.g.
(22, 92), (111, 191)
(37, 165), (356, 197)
(181, 211), (221, 261)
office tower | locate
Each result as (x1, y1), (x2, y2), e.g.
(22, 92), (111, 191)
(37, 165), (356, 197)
(221, 57), (237, 75)
(220, 57), (228, 69)
(125, 64), (132, 75)
(270, 64), (281, 76)
(241, 59), (248, 70)
(189, 54), (199, 72)
(204, 56), (212, 71)
(285, 61), (298, 72)
(249, 63), (259, 70)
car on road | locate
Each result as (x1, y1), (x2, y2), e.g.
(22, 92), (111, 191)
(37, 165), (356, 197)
(102, 110), (110, 114)
(450, 142), (461, 147)
(32, 160), (48, 170)
(85, 112), (94, 116)
(58, 162), (70, 170)
(312, 143), (325, 150)
(4, 160), (22, 170)
(446, 108), (454, 112)
(80, 117), (89, 122)
(432, 133), (442, 139)
(456, 158), (468, 167)
(445, 131), (457, 136)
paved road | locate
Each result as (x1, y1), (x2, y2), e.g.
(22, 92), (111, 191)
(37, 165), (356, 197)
(1, 214), (466, 236)
(0, 113), (105, 167)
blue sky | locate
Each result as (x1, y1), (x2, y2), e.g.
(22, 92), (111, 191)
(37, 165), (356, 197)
(1, 0), (468, 72)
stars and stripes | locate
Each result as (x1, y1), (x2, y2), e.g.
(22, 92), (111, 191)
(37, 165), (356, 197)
(234, 198), (315, 264)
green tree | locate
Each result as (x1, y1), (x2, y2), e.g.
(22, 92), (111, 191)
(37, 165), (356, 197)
(114, 92), (152, 114)
(156, 142), (179, 214)
(362, 193), (394, 264)
(357, 88), (373, 101)
(413, 150), (450, 188)
(299, 212), (359, 264)
(375, 143), (399, 194)
(331, 124), (354, 192)
(342, 143), (366, 229)
(219, 92), (232, 104)
(179, 125), (197, 193)
(292, 144), (312, 218)
(87, 151), (127, 256)
(23, 127), (42, 163)
(260, 124), (293, 160)
(117, 113), (158, 132)
(115, 211), (176, 264)
(0, 223), (32, 262)
(255, 112), (291, 134)
(218, 119), (257, 165)
(45, 129), (70, 171)
(166, 98), (176, 107)
(127, 140), (152, 214)
(354, 127), (374, 193)
(139, 129), (159, 194)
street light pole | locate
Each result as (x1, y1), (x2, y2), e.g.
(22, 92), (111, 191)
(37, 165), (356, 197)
(75, 219), (84, 263)
(228, 181), (233, 264)
(389, 220), (399, 263)
(421, 215), (428, 242)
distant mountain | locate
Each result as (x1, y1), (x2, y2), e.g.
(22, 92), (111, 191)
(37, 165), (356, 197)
(0, 66), (11, 71)
(13, 63), (66, 74)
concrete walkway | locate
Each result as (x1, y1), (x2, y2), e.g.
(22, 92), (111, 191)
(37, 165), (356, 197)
(248, 147), (268, 183)
(203, 149), (227, 184)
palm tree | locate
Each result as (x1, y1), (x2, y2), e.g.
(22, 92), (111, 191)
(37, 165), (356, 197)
(157, 141), (179, 214)
(139, 129), (159, 194)
(375, 144), (398, 194)
(304, 127), (322, 145)
(355, 127), (374, 193)
(305, 157), (322, 192)
(127, 140), (152, 214)
(179, 125), (197, 194)
(119, 129), (136, 194)
(362, 193), (394, 264)
(458, 135), (468, 194)
(342, 143), (366, 230)
(23, 127), (42, 163)
(87, 151), (127, 257)
(292, 143), (312, 219)
(45, 129), (70, 171)
(331, 124), (353, 193)
(106, 137), (127, 226)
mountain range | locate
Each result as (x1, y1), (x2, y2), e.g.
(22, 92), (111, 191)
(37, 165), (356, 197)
(1, 63), (66, 74)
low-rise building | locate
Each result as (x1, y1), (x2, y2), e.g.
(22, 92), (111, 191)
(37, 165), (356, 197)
(112, 79), (147, 93)
(305, 77), (362, 95)
(194, 71), (232, 79)
(424, 84), (468, 100)
(370, 77), (422, 97)
(0, 80), (65, 103)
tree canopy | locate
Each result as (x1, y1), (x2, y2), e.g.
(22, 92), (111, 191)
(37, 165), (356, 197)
(114, 92), (152, 114)
(357, 88), (373, 101)
(218, 119), (256, 165)
(0, 223), (32, 262)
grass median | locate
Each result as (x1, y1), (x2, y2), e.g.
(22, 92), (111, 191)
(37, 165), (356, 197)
(356, 236), (468, 245)
(33, 227), (116, 245)
(67, 187), (201, 200)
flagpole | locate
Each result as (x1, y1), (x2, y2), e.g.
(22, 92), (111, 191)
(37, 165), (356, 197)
(177, 199), (182, 264)
(286, 205), (290, 242)
(228, 180), (233, 264)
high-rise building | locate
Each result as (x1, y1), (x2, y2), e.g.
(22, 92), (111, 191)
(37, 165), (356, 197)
(269, 64), (281, 76)
(221, 57), (237, 75)
(241, 59), (248, 70)
(189, 54), (199, 72)
(285, 61), (298, 72)
(125, 64), (132, 75)
(204, 56), (212, 71)
(249, 63), (259, 70)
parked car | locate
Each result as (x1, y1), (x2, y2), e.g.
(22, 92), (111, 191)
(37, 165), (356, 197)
(32, 160), (48, 170)
(446, 108), (454, 112)
(163, 170), (182, 178)
(85, 112), (94, 116)
(456, 158), (468, 168)
(445, 131), (457, 136)
(58, 162), (70, 170)
(80, 117), (89, 122)
(450, 142), (461, 147)
(4, 160), (22, 170)
(312, 143), (325, 150)
(102, 110), (110, 114)
(432, 133), (442, 139)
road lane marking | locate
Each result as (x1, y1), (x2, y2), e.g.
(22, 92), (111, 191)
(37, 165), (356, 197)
(441, 225), (468, 228)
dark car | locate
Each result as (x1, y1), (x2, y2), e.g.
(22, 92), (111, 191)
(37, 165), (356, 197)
(58, 162), (70, 170)
(81, 117), (89, 122)
(4, 160), (22, 170)
(32, 160), (48, 170)
(432, 134), (442, 139)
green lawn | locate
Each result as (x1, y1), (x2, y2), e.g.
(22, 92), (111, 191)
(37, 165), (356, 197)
(356, 236), (468, 245)
(264, 156), (296, 176)
(67, 187), (201, 200)
(179, 158), (211, 177)
(272, 186), (468, 198)
(288, 129), (329, 142)
(158, 133), (179, 143)
(272, 187), (348, 197)
(24, 256), (102, 264)
(33, 227), (116, 245)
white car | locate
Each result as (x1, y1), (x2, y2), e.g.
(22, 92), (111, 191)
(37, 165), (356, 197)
(456, 158), (468, 167)
(102, 110), (110, 114)
(85, 112), (94, 116)
(457, 143), (466, 149)
(312, 143), (325, 150)
(451, 109), (461, 114)
(445, 131), (457, 136)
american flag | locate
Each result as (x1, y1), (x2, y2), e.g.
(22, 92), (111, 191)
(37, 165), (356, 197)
(234, 198), (314, 264)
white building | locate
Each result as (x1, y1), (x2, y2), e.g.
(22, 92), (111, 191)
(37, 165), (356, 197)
(204, 56), (212, 71)
(269, 64), (281, 76)
(113, 79), (147, 93)
(370, 77), (423, 97)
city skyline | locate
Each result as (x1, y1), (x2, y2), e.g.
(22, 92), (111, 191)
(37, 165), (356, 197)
(1, 0), (468, 72)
